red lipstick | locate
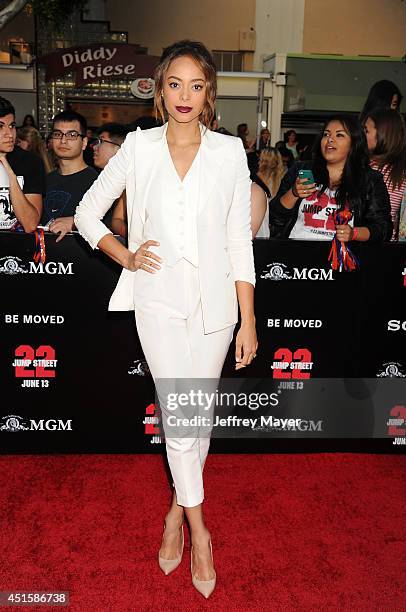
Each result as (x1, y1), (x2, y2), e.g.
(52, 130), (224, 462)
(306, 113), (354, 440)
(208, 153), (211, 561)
(176, 106), (192, 113)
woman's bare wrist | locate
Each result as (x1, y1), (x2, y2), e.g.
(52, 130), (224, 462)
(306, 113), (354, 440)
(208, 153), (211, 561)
(241, 314), (256, 325)
(121, 250), (133, 269)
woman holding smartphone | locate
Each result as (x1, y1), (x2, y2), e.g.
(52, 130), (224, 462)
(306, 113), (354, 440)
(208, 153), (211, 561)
(269, 115), (392, 242)
(74, 40), (257, 599)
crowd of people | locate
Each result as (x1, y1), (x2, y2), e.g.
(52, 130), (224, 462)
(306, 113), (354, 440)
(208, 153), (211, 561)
(246, 79), (405, 242)
(0, 77), (405, 245)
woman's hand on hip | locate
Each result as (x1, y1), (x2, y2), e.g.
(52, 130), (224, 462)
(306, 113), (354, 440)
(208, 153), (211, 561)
(235, 319), (258, 370)
(125, 240), (162, 272)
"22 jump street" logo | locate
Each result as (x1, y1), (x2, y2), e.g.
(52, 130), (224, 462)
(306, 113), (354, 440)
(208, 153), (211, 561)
(12, 345), (57, 388)
(271, 347), (313, 380)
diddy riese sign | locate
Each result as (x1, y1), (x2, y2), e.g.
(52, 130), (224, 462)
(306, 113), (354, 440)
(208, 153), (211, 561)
(38, 43), (159, 86)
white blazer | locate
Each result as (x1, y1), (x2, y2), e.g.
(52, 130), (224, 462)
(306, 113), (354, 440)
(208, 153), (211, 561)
(74, 123), (255, 334)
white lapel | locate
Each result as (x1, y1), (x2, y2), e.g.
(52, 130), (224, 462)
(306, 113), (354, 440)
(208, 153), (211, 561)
(198, 125), (227, 214)
(134, 123), (168, 224)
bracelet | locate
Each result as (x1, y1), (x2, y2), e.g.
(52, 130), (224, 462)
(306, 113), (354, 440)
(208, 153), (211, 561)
(292, 184), (299, 198)
(352, 227), (358, 241)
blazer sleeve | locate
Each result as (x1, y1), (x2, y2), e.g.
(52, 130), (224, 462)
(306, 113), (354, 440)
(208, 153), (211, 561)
(227, 137), (256, 287)
(74, 131), (136, 249)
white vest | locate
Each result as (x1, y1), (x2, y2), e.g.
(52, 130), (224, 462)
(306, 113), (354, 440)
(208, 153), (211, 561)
(144, 139), (199, 267)
(74, 124), (256, 334)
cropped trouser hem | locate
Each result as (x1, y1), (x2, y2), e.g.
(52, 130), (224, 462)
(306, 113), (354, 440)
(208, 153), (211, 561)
(133, 259), (234, 507)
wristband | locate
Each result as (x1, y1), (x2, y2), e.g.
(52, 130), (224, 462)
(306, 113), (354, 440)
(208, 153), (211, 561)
(292, 184), (300, 198)
(352, 227), (358, 241)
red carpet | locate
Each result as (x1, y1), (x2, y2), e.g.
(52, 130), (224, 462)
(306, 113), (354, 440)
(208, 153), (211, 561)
(0, 454), (405, 611)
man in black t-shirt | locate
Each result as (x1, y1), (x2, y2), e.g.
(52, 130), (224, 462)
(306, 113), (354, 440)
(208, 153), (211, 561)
(0, 97), (45, 232)
(42, 110), (98, 241)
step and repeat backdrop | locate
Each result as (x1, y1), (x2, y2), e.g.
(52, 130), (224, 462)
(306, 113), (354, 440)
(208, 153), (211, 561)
(1, 231), (405, 454)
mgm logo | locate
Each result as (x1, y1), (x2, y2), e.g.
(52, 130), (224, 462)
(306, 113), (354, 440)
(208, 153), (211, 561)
(0, 415), (73, 432)
(260, 262), (334, 281)
(0, 256), (74, 275)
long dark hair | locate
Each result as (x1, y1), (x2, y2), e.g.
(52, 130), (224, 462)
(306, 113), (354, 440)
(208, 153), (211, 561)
(360, 80), (403, 123)
(365, 109), (406, 190)
(312, 115), (370, 212)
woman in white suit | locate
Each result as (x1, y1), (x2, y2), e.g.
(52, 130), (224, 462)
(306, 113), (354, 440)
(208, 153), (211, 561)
(74, 40), (257, 598)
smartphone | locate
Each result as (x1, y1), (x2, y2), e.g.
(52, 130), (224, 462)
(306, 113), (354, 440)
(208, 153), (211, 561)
(298, 169), (315, 184)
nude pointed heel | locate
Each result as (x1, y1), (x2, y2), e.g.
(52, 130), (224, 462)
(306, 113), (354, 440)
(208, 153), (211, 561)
(190, 539), (216, 599)
(158, 524), (184, 575)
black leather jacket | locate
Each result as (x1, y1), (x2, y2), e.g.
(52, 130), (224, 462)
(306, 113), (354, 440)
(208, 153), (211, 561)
(269, 161), (393, 241)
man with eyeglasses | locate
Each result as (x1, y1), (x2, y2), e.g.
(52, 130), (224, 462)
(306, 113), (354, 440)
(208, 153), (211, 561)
(0, 96), (45, 232)
(92, 123), (129, 238)
(41, 110), (98, 241)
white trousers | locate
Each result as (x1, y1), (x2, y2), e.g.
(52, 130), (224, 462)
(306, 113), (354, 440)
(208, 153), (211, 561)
(133, 258), (235, 507)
